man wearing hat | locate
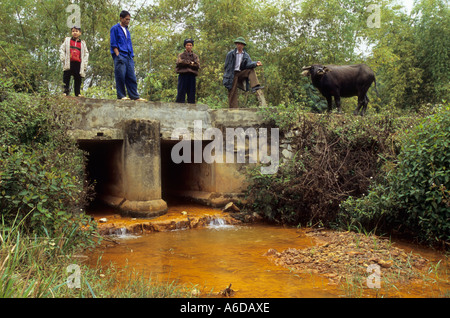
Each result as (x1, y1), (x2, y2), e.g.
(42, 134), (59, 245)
(223, 37), (264, 108)
(175, 38), (200, 104)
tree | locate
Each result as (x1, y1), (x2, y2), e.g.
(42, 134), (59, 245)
(1, 0), (446, 110)
(367, 0), (449, 109)
(413, 0), (450, 103)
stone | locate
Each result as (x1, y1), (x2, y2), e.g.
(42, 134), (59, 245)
(284, 131), (294, 138)
(222, 202), (240, 212)
(378, 259), (393, 268)
(98, 218), (108, 223)
(264, 248), (279, 257)
(282, 149), (293, 159)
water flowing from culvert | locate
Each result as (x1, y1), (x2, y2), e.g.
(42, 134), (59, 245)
(87, 201), (449, 298)
(208, 218), (235, 230)
(112, 227), (140, 239)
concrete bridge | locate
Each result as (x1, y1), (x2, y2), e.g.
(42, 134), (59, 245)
(69, 98), (288, 218)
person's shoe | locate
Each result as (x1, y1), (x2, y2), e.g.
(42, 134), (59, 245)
(134, 98), (147, 101)
(119, 96), (130, 100)
(251, 85), (264, 93)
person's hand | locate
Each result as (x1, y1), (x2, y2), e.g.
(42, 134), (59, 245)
(256, 61), (262, 66)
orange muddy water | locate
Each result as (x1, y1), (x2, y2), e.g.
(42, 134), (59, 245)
(87, 202), (449, 298)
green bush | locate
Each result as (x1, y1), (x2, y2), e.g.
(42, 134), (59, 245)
(339, 104), (450, 245)
(0, 86), (96, 250)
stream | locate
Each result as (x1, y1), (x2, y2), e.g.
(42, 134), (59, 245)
(87, 202), (449, 298)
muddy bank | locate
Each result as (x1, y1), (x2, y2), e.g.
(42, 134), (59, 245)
(265, 228), (449, 296)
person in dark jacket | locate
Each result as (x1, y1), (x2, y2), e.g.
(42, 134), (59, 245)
(175, 38), (200, 104)
(110, 10), (145, 101)
(223, 37), (263, 108)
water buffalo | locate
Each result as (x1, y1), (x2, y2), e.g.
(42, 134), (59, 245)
(301, 64), (377, 116)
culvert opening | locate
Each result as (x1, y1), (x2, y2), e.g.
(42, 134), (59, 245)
(77, 139), (124, 208)
(161, 140), (215, 205)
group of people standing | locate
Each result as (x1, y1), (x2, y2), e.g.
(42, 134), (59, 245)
(60, 10), (264, 108)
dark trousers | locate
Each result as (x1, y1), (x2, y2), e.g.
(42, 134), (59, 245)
(176, 73), (196, 104)
(63, 61), (82, 96)
(113, 54), (140, 99)
(228, 68), (260, 108)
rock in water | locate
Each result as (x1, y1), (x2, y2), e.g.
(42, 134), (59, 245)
(220, 283), (235, 297)
(223, 202), (240, 212)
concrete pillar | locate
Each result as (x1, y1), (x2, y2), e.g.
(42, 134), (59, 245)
(120, 119), (167, 218)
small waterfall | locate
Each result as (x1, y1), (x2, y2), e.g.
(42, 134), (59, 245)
(208, 218), (234, 229)
(111, 227), (139, 239)
(117, 227), (127, 237)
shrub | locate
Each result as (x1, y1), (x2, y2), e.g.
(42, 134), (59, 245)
(245, 111), (415, 226)
(339, 104), (450, 245)
(0, 86), (96, 249)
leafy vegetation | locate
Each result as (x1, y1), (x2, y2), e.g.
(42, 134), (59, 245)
(339, 104), (450, 245)
(0, 83), (96, 250)
(245, 110), (419, 226)
(245, 101), (450, 247)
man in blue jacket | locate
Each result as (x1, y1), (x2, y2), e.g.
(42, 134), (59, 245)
(223, 37), (264, 108)
(110, 10), (145, 101)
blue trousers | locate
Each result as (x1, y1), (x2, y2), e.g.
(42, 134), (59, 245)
(176, 73), (196, 104)
(113, 54), (140, 99)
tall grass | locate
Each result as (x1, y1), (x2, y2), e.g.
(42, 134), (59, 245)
(0, 214), (195, 298)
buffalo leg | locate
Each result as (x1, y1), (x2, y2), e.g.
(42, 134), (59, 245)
(326, 96), (333, 113)
(354, 95), (364, 115)
(361, 95), (369, 116)
(334, 95), (342, 113)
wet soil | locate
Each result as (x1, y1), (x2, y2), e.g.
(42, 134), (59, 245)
(265, 228), (449, 297)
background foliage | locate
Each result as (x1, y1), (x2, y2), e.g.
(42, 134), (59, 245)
(0, 0), (448, 109)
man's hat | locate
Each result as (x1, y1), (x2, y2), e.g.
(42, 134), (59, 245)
(233, 37), (246, 45)
(184, 38), (194, 46)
